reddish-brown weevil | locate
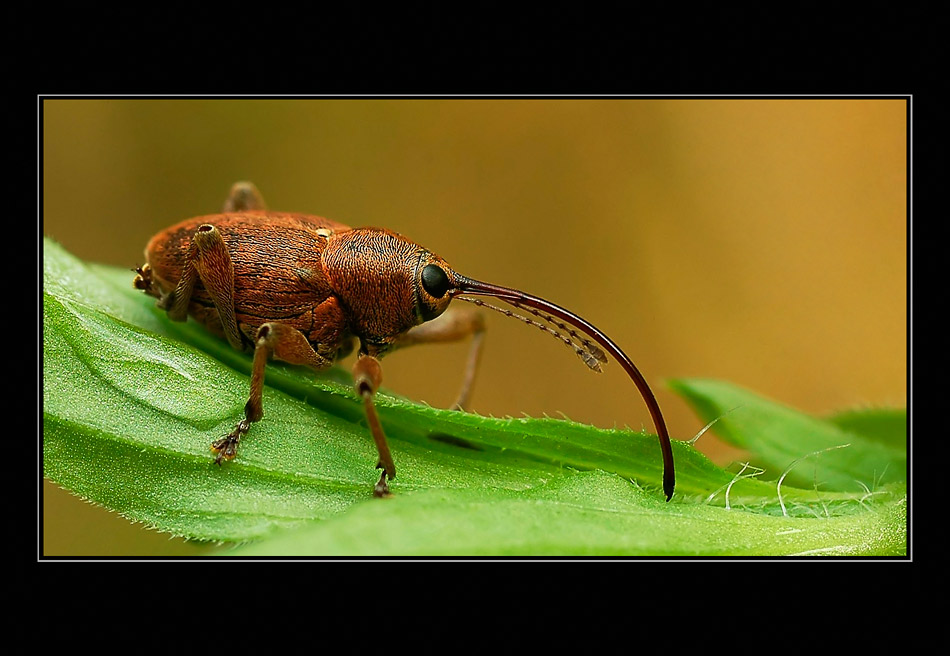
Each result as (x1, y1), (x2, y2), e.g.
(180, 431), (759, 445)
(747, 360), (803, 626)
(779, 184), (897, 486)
(134, 182), (676, 500)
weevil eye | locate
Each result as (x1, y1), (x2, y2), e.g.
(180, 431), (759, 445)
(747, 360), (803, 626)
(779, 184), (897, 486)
(421, 264), (451, 298)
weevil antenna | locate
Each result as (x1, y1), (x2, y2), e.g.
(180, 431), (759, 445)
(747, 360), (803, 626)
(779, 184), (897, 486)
(457, 296), (605, 372)
(452, 275), (676, 501)
(508, 298), (608, 365)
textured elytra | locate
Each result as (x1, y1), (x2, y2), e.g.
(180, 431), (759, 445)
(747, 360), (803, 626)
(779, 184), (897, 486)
(146, 212), (457, 358)
(151, 213), (391, 355)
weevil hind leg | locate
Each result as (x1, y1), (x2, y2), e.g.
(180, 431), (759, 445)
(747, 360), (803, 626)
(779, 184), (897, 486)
(352, 354), (396, 497)
(212, 322), (333, 464)
(392, 306), (486, 411)
(142, 183), (265, 330)
(223, 181), (267, 212)
(157, 223), (250, 352)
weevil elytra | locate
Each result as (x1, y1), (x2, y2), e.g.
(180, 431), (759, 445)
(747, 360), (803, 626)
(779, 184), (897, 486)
(135, 182), (676, 500)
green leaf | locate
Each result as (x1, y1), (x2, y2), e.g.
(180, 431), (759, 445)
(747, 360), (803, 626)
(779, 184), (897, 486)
(42, 237), (907, 555)
(826, 407), (907, 451)
(231, 471), (906, 556)
(668, 379), (906, 492)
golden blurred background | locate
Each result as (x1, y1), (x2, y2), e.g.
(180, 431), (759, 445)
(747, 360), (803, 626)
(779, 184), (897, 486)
(41, 98), (907, 556)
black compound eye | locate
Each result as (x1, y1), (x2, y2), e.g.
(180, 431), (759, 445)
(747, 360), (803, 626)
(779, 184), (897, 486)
(421, 264), (451, 298)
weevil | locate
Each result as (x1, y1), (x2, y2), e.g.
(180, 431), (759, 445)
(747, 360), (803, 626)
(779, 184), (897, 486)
(134, 182), (676, 500)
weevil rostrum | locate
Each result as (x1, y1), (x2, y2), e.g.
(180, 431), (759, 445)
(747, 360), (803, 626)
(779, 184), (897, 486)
(134, 182), (676, 500)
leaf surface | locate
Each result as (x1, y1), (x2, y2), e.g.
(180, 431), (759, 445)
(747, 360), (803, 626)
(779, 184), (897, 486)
(42, 238), (907, 555)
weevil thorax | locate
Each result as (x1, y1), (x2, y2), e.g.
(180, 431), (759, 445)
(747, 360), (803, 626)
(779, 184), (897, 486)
(321, 228), (456, 349)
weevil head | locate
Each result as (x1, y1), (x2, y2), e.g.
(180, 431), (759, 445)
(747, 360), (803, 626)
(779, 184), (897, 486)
(416, 257), (456, 321)
(323, 226), (676, 499)
(322, 228), (458, 347)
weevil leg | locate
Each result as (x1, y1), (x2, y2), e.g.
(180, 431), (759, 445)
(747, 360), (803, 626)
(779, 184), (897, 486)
(133, 264), (162, 299)
(157, 224), (249, 352)
(212, 322), (333, 464)
(352, 354), (396, 497)
(223, 181), (267, 212)
(392, 306), (486, 411)
(145, 183), (265, 327)
(157, 240), (200, 323)
(191, 224), (248, 352)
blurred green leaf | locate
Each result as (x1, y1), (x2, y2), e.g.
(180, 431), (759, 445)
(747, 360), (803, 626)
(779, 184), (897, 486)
(826, 407), (907, 451)
(668, 379), (906, 491)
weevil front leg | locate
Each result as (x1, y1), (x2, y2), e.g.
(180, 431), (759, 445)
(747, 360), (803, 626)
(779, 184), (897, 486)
(354, 307), (485, 498)
(352, 354), (396, 497)
(392, 306), (486, 411)
(212, 321), (333, 463)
